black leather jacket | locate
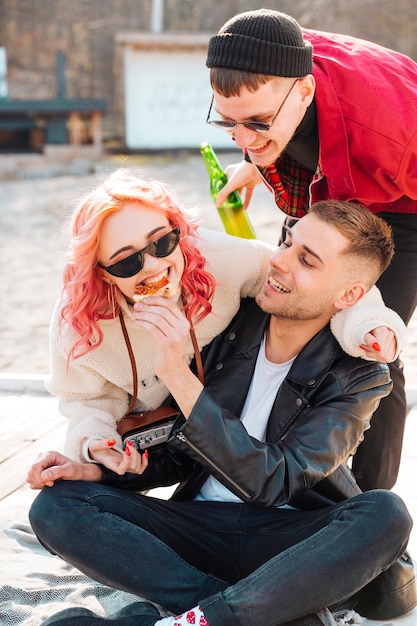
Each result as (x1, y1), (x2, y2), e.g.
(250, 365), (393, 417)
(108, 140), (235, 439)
(170, 298), (392, 508)
(101, 299), (416, 620)
(103, 298), (392, 507)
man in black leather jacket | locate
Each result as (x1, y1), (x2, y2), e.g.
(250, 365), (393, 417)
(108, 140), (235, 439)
(29, 201), (415, 626)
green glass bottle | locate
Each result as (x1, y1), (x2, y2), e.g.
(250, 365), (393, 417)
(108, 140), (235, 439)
(200, 142), (256, 239)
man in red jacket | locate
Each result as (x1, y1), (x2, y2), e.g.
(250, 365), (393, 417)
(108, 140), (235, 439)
(205, 8), (417, 491)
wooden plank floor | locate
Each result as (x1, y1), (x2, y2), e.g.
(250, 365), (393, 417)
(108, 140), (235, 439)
(0, 382), (416, 625)
(0, 387), (65, 502)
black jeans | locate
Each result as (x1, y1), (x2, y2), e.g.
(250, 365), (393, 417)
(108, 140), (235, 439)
(29, 483), (412, 625)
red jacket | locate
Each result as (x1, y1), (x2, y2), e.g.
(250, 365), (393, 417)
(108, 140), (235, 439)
(303, 29), (417, 214)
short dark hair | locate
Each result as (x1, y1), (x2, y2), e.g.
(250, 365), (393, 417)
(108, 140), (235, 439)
(310, 200), (394, 286)
(209, 67), (281, 97)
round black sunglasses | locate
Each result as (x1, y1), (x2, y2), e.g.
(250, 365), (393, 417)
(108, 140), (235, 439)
(97, 227), (181, 278)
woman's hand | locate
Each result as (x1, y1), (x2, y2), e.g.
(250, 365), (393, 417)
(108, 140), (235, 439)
(361, 326), (398, 363)
(27, 450), (102, 489)
(133, 296), (203, 417)
(88, 438), (148, 476)
(216, 160), (262, 210)
(133, 296), (191, 382)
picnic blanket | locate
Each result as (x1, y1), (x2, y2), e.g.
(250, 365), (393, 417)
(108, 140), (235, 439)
(0, 516), (160, 626)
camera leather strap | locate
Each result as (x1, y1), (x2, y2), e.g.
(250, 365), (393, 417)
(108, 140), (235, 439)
(118, 310), (204, 418)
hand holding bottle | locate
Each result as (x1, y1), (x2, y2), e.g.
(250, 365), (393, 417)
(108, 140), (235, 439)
(216, 159), (262, 210)
(200, 142), (256, 239)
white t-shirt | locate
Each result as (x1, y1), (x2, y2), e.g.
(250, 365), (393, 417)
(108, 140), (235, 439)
(195, 336), (295, 503)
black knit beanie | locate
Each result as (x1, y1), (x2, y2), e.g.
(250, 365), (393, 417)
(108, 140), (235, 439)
(206, 9), (313, 77)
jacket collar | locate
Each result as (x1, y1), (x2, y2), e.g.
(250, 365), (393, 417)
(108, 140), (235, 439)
(230, 299), (342, 390)
(312, 62), (356, 198)
(287, 325), (341, 389)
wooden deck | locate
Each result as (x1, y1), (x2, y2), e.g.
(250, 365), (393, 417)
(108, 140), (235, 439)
(0, 377), (416, 625)
(0, 382), (63, 491)
(0, 380), (65, 528)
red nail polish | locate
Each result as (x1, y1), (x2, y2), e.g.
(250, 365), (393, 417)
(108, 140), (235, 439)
(126, 440), (133, 447)
(359, 345), (367, 350)
(125, 446), (131, 457)
(144, 449), (149, 459)
(107, 439), (116, 447)
(372, 342), (381, 352)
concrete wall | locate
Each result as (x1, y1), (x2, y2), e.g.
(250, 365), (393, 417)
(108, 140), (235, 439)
(1, 0), (416, 149)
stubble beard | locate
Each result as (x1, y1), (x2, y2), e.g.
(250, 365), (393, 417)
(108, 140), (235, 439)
(256, 290), (332, 322)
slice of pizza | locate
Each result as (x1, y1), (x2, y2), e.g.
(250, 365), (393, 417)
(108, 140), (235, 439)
(133, 276), (178, 302)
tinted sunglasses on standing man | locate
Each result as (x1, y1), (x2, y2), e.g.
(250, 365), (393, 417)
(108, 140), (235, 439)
(206, 79), (299, 133)
(97, 227), (181, 278)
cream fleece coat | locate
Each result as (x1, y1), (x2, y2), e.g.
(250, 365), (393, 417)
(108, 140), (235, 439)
(45, 228), (406, 462)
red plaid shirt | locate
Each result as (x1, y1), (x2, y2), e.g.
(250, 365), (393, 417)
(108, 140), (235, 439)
(259, 152), (322, 218)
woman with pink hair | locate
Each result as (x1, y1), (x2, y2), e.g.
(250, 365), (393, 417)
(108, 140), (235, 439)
(47, 168), (275, 472)
(46, 168), (405, 474)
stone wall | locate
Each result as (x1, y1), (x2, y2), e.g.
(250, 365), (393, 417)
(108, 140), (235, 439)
(1, 0), (416, 146)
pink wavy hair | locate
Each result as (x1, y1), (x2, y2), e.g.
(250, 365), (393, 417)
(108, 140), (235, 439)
(60, 169), (216, 361)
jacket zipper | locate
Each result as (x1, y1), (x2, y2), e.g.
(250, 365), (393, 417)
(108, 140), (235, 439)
(175, 431), (253, 500)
